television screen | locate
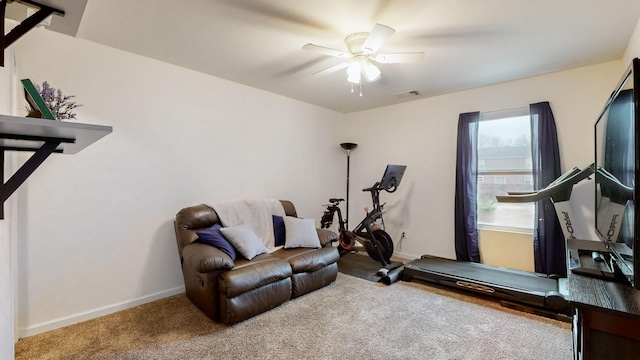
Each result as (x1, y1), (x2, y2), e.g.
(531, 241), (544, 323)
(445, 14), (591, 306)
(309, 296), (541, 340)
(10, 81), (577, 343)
(594, 57), (640, 289)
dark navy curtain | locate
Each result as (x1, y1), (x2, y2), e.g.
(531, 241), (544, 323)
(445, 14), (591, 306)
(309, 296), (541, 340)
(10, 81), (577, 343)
(530, 102), (564, 276)
(455, 112), (480, 262)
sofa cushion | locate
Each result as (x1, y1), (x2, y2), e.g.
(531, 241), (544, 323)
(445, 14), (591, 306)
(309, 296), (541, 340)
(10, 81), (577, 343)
(196, 223), (237, 261)
(220, 223), (268, 260)
(218, 254), (292, 298)
(273, 247), (340, 273)
(273, 215), (286, 247)
(283, 216), (321, 249)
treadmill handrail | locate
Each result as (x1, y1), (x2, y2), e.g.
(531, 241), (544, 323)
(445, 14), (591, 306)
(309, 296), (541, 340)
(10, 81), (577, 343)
(496, 164), (594, 203)
(507, 191), (536, 196)
(548, 167), (582, 187)
(504, 167), (582, 197)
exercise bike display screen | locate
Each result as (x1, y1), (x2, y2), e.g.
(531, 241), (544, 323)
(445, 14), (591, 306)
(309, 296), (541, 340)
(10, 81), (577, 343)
(380, 164), (407, 192)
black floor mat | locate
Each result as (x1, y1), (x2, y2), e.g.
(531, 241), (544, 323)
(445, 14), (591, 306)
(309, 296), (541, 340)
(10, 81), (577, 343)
(338, 253), (403, 283)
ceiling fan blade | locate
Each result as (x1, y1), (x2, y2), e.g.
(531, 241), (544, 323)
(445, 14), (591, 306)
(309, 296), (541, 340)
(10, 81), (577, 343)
(374, 52), (425, 64)
(312, 62), (349, 76)
(303, 43), (351, 58)
(362, 23), (395, 54)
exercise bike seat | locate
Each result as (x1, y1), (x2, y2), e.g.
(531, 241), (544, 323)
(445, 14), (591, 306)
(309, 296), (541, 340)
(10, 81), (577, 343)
(329, 198), (344, 203)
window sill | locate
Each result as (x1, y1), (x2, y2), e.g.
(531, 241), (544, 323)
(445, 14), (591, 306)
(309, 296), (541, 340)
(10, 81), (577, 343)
(477, 222), (533, 235)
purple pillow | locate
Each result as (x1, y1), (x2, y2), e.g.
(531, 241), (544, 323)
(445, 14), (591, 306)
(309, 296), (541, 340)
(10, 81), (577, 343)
(196, 223), (237, 261)
(273, 215), (286, 247)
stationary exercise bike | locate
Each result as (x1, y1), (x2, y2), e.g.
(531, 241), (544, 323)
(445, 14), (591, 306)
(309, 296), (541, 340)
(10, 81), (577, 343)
(321, 164), (407, 275)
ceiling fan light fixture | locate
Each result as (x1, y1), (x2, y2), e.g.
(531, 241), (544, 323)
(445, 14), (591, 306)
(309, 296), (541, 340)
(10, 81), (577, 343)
(347, 61), (362, 84)
(363, 62), (381, 82)
(303, 23), (424, 91)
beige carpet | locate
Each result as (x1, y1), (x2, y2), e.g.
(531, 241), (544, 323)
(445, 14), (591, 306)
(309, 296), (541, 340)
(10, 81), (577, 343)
(15, 273), (571, 359)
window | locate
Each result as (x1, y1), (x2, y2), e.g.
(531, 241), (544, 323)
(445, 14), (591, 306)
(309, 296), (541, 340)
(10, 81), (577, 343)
(524, 175), (533, 185)
(477, 108), (534, 231)
(525, 158), (532, 168)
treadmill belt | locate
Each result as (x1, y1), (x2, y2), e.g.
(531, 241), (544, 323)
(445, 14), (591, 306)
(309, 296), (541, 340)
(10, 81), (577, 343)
(408, 257), (557, 293)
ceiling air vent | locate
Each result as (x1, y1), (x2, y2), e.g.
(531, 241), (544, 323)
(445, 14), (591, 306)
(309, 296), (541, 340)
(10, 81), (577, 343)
(394, 90), (420, 99)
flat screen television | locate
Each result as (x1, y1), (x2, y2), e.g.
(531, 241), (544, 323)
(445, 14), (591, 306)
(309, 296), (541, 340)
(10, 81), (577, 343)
(594, 57), (640, 289)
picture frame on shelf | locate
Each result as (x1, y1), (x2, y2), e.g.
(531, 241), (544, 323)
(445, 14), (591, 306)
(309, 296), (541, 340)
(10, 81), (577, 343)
(21, 79), (56, 120)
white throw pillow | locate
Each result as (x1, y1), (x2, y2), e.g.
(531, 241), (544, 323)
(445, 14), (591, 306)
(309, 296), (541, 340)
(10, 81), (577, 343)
(220, 223), (268, 260)
(283, 216), (321, 249)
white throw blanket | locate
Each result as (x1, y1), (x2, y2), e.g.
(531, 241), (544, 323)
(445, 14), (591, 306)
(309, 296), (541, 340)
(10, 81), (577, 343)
(209, 199), (286, 251)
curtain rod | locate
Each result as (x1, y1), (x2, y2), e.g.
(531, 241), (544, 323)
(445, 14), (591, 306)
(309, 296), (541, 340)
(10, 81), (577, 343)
(479, 105), (529, 121)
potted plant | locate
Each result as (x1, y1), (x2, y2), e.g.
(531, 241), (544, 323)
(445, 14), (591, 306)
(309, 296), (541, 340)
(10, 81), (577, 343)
(26, 81), (81, 120)
(478, 198), (497, 223)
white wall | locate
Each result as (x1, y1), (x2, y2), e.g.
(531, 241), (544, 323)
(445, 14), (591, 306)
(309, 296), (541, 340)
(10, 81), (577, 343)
(623, 16), (640, 66)
(14, 28), (344, 336)
(344, 61), (622, 260)
(479, 229), (534, 272)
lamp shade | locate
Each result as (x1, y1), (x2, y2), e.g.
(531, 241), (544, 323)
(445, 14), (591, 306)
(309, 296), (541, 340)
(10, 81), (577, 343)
(340, 142), (358, 151)
(363, 62), (381, 82)
(347, 61), (362, 83)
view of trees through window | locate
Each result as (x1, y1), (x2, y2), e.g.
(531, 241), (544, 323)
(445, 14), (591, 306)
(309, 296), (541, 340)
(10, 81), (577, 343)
(477, 114), (535, 230)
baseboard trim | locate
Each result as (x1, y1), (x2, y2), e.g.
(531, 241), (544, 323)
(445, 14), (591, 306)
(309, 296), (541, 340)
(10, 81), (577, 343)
(394, 251), (419, 261)
(19, 286), (185, 338)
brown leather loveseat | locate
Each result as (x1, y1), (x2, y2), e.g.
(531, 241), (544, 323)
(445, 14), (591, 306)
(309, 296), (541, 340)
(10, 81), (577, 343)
(174, 200), (339, 325)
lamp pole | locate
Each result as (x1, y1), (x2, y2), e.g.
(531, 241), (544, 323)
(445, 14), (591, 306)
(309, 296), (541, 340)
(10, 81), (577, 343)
(340, 142), (357, 229)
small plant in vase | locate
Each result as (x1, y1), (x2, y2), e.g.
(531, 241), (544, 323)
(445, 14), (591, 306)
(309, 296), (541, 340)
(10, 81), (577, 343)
(478, 198), (497, 212)
(27, 81), (82, 120)
(478, 198), (497, 223)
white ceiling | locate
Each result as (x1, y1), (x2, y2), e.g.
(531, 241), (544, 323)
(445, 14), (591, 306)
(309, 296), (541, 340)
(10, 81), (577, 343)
(7, 0), (640, 113)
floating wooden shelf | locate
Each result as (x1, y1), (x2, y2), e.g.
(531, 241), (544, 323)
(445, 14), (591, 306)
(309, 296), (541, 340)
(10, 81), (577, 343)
(0, 114), (112, 218)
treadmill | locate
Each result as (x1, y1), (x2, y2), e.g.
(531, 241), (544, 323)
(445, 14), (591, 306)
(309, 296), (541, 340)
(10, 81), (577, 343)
(402, 164), (595, 315)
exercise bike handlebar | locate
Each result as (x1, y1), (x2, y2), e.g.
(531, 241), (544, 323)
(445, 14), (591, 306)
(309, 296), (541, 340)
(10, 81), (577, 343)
(384, 179), (399, 193)
(362, 180), (401, 193)
(362, 182), (381, 193)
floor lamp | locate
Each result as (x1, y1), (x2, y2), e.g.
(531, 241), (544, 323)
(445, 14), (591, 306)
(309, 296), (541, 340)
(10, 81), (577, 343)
(340, 142), (357, 229)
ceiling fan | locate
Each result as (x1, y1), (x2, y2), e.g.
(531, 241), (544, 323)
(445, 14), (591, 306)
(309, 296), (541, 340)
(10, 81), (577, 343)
(303, 23), (425, 85)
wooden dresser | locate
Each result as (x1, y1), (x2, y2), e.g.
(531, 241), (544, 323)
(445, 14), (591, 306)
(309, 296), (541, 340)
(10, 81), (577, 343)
(567, 239), (640, 359)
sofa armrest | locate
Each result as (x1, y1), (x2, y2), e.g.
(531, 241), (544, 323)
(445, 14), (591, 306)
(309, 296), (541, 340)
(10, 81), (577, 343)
(316, 228), (338, 247)
(182, 243), (235, 273)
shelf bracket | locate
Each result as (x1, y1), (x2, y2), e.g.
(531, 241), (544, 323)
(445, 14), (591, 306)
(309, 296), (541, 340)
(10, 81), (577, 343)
(1, 0), (65, 67)
(0, 140), (61, 219)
